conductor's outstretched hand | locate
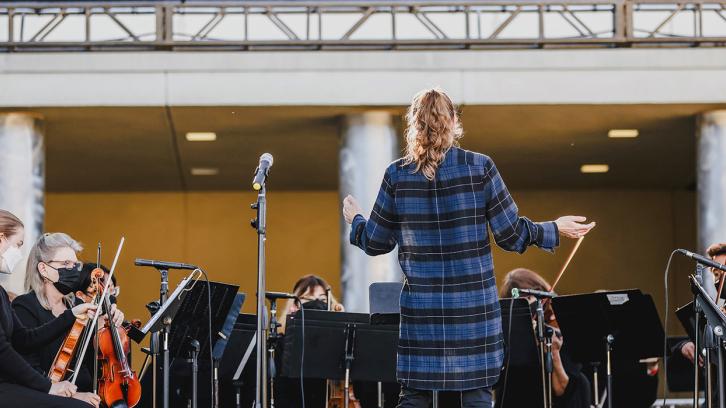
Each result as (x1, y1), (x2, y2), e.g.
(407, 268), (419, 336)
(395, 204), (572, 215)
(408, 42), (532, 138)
(343, 195), (363, 224)
(555, 216), (596, 239)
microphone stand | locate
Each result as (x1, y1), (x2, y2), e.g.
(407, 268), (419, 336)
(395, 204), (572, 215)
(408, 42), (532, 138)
(534, 298), (553, 408)
(149, 266), (171, 408)
(252, 185), (268, 408)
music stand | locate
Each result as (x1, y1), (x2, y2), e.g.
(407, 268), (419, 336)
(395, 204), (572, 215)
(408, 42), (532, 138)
(499, 298), (540, 367)
(551, 289), (664, 408)
(281, 310), (398, 381)
(131, 270), (199, 408)
(495, 298), (541, 408)
(167, 282), (240, 408)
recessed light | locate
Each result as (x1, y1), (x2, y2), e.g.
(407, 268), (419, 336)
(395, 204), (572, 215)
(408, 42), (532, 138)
(185, 132), (217, 142)
(580, 164), (609, 174)
(191, 167), (219, 176)
(608, 129), (638, 138)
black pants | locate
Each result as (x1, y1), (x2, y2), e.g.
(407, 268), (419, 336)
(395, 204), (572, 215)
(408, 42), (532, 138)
(0, 383), (91, 408)
(397, 386), (493, 408)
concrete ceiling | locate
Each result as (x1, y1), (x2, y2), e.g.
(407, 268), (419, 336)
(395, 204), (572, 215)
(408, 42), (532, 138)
(13, 103), (725, 192)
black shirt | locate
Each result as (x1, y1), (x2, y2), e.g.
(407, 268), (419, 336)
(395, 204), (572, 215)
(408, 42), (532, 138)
(12, 291), (94, 392)
(0, 285), (75, 392)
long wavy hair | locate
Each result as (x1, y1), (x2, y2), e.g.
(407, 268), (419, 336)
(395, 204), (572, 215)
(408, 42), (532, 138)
(403, 87), (463, 180)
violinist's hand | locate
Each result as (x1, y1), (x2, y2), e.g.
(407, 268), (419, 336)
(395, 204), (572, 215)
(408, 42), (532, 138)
(72, 392), (101, 408)
(108, 303), (125, 327)
(343, 195), (363, 224)
(555, 216), (596, 239)
(71, 303), (97, 320)
(48, 381), (76, 397)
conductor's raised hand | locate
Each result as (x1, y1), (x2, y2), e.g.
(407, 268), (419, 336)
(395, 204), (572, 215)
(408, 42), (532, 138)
(555, 216), (596, 239)
(343, 195), (363, 224)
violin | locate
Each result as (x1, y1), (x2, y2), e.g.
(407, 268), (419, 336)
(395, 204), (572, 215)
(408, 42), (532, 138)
(48, 268), (104, 383)
(95, 270), (141, 408)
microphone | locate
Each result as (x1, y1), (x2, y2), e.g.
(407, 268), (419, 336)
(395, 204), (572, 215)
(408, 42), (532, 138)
(252, 153), (274, 191)
(135, 258), (198, 270)
(677, 249), (726, 273)
(511, 287), (557, 299)
(265, 291), (297, 301)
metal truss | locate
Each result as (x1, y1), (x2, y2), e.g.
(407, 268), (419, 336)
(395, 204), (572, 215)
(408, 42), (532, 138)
(0, 0), (725, 51)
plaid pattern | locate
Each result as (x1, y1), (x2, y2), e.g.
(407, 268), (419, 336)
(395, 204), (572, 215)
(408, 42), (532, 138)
(350, 147), (559, 391)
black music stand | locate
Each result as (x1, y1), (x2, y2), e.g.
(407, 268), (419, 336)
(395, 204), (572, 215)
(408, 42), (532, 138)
(500, 298), (540, 367)
(494, 298), (541, 408)
(166, 282), (241, 408)
(281, 310), (398, 382)
(551, 289), (664, 408)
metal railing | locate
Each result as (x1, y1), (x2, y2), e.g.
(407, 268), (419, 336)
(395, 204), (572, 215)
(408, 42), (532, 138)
(0, 0), (724, 51)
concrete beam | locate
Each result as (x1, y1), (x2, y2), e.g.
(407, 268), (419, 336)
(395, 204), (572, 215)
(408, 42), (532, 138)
(2, 48), (726, 107)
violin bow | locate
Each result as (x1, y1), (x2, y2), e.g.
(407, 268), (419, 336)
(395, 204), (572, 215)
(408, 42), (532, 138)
(550, 236), (585, 293)
(71, 236), (125, 384)
(92, 242), (101, 394)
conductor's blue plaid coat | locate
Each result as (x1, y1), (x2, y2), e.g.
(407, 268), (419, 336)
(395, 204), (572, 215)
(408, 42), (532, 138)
(350, 147), (559, 391)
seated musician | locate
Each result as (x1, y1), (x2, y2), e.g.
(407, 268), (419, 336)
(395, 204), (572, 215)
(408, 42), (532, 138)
(279, 274), (344, 331)
(674, 242), (726, 365)
(12, 232), (124, 408)
(497, 268), (591, 408)
(277, 275), (362, 408)
(0, 210), (97, 408)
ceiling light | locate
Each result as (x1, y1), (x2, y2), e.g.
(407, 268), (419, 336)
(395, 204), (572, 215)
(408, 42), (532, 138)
(191, 167), (219, 176)
(608, 129), (639, 138)
(580, 164), (609, 174)
(185, 132), (217, 142)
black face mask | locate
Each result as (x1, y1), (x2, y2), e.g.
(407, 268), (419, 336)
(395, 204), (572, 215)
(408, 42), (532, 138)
(109, 295), (118, 305)
(51, 265), (82, 296)
(301, 299), (328, 311)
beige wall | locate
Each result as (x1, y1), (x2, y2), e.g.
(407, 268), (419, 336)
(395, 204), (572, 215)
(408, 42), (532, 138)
(43, 189), (696, 372)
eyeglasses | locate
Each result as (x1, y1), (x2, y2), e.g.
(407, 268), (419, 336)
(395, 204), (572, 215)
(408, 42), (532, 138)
(299, 295), (328, 303)
(45, 260), (83, 270)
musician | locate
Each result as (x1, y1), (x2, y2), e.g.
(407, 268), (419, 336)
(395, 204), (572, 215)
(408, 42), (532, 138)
(0, 210), (97, 408)
(497, 268), (591, 408)
(13, 232), (125, 408)
(276, 275), (357, 408)
(342, 87), (595, 408)
(674, 242), (726, 365)
(279, 274), (343, 332)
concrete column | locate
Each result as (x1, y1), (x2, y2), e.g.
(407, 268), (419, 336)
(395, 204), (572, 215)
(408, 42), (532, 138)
(0, 113), (44, 294)
(339, 112), (402, 312)
(697, 111), (726, 252)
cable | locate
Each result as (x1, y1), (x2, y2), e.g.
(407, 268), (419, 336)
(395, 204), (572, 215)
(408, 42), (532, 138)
(498, 297), (516, 408)
(661, 250), (678, 408)
(299, 301), (306, 408)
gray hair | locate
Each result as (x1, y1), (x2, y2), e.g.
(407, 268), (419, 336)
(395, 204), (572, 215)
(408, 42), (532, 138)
(25, 232), (82, 309)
